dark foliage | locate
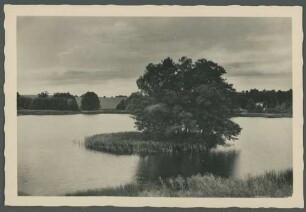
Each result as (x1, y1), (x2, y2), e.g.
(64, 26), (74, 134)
(17, 95), (33, 110)
(236, 89), (292, 113)
(38, 91), (49, 98)
(245, 98), (256, 112)
(17, 92), (79, 111)
(127, 57), (241, 147)
(115, 93), (139, 110)
(116, 99), (127, 110)
(81, 91), (101, 110)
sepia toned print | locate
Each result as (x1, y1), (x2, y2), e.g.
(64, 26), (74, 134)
(4, 5), (303, 207)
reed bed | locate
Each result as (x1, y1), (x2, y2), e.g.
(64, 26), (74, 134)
(68, 169), (292, 197)
(84, 132), (209, 155)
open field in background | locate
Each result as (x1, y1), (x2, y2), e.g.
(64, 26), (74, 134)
(68, 169), (292, 197)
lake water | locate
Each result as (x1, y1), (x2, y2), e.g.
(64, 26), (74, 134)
(18, 114), (292, 196)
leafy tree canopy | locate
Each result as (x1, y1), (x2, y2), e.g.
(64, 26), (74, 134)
(19, 91), (79, 111)
(53, 92), (75, 99)
(127, 57), (241, 147)
(38, 91), (49, 98)
(116, 99), (127, 110)
(236, 89), (292, 112)
(81, 91), (101, 110)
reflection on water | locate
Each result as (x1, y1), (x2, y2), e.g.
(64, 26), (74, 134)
(18, 115), (292, 196)
(136, 151), (240, 182)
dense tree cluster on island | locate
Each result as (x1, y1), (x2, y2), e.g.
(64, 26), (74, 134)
(126, 57), (241, 147)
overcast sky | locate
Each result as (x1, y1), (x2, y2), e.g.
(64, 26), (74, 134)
(17, 17), (292, 96)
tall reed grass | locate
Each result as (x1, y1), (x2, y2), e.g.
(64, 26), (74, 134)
(84, 132), (209, 155)
(68, 169), (292, 197)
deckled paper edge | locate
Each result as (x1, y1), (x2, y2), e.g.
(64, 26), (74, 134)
(3, 5), (304, 208)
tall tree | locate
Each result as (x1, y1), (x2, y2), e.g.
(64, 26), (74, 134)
(17, 92), (33, 109)
(81, 92), (100, 110)
(246, 98), (256, 112)
(116, 99), (127, 110)
(52, 92), (79, 111)
(127, 57), (241, 147)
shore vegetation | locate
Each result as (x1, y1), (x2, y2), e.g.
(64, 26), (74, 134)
(68, 169), (292, 197)
(84, 132), (212, 155)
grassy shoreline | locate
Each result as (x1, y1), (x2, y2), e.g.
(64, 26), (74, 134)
(67, 169), (292, 197)
(17, 109), (291, 118)
(84, 132), (209, 155)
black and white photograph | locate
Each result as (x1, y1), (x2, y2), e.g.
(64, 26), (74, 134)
(4, 5), (303, 208)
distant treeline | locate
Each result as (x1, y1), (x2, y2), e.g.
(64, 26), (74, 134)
(17, 92), (79, 111)
(115, 89), (293, 114)
(235, 89), (292, 113)
(17, 89), (292, 114)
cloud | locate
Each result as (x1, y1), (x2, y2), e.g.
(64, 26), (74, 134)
(48, 69), (139, 85)
(17, 17), (292, 95)
(226, 71), (291, 78)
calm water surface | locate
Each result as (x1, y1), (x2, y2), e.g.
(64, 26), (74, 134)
(18, 114), (292, 196)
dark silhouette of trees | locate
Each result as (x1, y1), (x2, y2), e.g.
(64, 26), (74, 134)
(17, 92), (79, 111)
(245, 98), (256, 112)
(115, 93), (139, 110)
(17, 93), (33, 109)
(38, 91), (49, 98)
(236, 89), (292, 113)
(51, 92), (79, 111)
(81, 92), (100, 110)
(116, 99), (127, 110)
(127, 57), (241, 147)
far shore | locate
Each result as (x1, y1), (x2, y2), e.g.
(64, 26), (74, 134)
(17, 109), (292, 118)
(17, 109), (130, 116)
(237, 112), (292, 118)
